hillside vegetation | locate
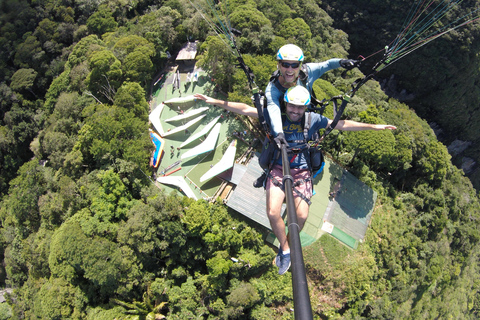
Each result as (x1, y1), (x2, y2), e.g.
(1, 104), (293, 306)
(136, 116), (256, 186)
(319, 0), (480, 189)
(0, 0), (479, 318)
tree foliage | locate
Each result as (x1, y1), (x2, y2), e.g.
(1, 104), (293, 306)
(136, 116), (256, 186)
(86, 5), (118, 36)
(320, 0), (480, 189)
(196, 36), (238, 93)
(0, 0), (479, 319)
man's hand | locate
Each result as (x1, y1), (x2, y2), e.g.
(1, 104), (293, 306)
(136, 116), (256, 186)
(373, 124), (397, 131)
(194, 93), (209, 102)
(340, 59), (361, 70)
(274, 132), (287, 149)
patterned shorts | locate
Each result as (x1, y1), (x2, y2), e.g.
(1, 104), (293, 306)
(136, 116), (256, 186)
(266, 164), (313, 200)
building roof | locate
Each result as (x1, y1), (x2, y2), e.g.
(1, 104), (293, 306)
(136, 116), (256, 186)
(225, 155), (285, 230)
(176, 41), (198, 61)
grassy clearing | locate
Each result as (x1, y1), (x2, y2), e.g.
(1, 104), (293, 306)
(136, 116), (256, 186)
(304, 234), (354, 272)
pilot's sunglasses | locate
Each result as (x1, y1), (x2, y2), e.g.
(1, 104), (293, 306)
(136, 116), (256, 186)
(280, 62), (301, 69)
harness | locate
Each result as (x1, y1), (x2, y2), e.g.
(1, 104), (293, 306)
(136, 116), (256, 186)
(269, 66), (327, 115)
(264, 112), (322, 205)
(267, 65), (343, 140)
(260, 63), (357, 202)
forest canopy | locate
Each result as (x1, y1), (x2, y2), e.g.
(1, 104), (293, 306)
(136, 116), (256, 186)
(0, 0), (479, 319)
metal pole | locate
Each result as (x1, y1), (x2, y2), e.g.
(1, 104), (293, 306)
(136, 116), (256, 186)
(281, 145), (313, 320)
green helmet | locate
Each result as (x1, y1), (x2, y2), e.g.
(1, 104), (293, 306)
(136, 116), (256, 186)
(284, 86), (311, 106)
(276, 44), (304, 61)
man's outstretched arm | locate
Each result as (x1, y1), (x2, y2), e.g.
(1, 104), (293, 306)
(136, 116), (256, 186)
(194, 93), (258, 118)
(331, 119), (397, 131)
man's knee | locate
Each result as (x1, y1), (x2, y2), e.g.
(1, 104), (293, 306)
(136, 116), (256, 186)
(297, 210), (308, 220)
(267, 208), (281, 221)
(295, 199), (309, 219)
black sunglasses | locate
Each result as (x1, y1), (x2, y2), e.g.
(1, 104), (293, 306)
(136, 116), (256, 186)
(280, 62), (301, 69)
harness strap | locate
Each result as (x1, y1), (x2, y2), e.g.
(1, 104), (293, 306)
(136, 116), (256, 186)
(236, 56), (270, 138)
(320, 95), (349, 141)
(303, 112), (310, 141)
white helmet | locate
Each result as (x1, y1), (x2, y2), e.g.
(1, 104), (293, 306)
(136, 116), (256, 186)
(284, 86), (311, 106)
(276, 44), (304, 61)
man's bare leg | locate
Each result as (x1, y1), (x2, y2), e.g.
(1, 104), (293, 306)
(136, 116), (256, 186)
(266, 186), (288, 250)
(294, 196), (309, 231)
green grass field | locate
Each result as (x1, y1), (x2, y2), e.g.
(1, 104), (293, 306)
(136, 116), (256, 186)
(303, 234), (353, 272)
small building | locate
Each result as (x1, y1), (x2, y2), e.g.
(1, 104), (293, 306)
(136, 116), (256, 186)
(176, 41), (198, 70)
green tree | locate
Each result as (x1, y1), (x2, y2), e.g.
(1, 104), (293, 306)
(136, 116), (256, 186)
(34, 92), (92, 171)
(10, 68), (38, 98)
(55, 5), (75, 24)
(78, 103), (150, 170)
(181, 199), (213, 237)
(117, 198), (187, 274)
(229, 5), (271, 32)
(113, 35), (155, 62)
(206, 251), (233, 293)
(258, 0), (292, 27)
(75, 169), (135, 239)
(123, 49), (154, 85)
(49, 218), (140, 300)
(232, 54), (276, 95)
(24, 228), (54, 280)
(137, 6), (183, 51)
(277, 18), (312, 49)
(40, 131), (72, 169)
(14, 35), (45, 69)
(224, 281), (260, 318)
(111, 282), (168, 320)
(0, 303), (12, 320)
(0, 99), (40, 196)
(33, 277), (87, 320)
(416, 140), (451, 186)
(196, 36), (237, 92)
(86, 6), (118, 35)
(228, 4), (272, 53)
(0, 160), (47, 239)
(114, 82), (149, 120)
(2, 236), (29, 286)
(343, 128), (397, 171)
(66, 34), (105, 69)
(167, 277), (206, 317)
(34, 18), (57, 45)
(86, 49), (123, 102)
(48, 220), (85, 282)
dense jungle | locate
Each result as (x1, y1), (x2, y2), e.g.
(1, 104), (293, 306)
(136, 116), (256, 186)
(0, 0), (479, 319)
